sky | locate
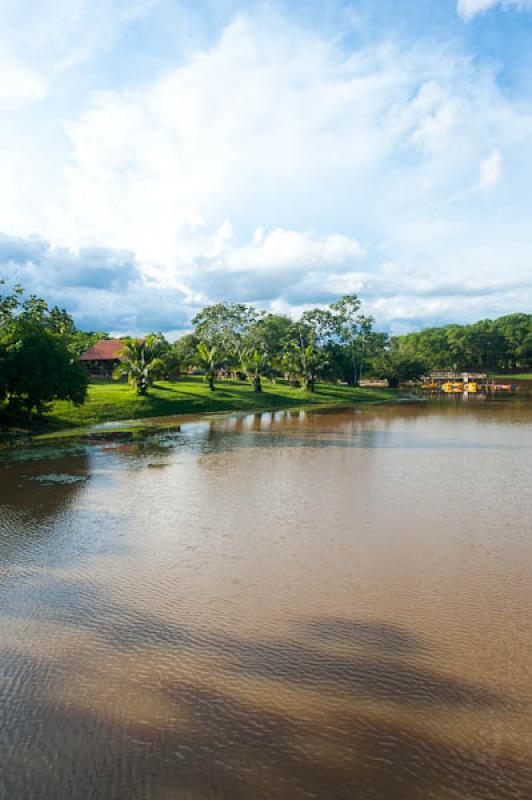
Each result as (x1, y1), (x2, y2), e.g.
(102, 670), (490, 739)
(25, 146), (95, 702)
(1, 0), (531, 335)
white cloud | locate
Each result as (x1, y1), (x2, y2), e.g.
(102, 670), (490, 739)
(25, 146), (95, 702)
(225, 229), (364, 273)
(479, 149), (503, 190)
(1, 11), (532, 330)
(0, 0), (156, 74)
(46, 17), (532, 254)
(2, 230), (529, 334)
(0, 44), (47, 105)
(457, 0), (532, 19)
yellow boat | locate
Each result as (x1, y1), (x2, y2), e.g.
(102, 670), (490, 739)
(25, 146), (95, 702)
(442, 382), (464, 393)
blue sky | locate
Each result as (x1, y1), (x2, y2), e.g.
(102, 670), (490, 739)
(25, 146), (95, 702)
(1, 0), (531, 334)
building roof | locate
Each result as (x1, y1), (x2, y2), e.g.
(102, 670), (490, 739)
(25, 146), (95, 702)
(80, 339), (125, 361)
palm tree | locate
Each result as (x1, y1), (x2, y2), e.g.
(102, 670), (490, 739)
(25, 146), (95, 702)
(114, 339), (164, 395)
(281, 334), (327, 392)
(241, 347), (271, 392)
(196, 343), (221, 391)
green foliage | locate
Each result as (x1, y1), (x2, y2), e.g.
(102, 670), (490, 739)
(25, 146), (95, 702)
(0, 282), (89, 418)
(240, 347), (272, 392)
(280, 323), (328, 391)
(195, 342), (223, 390)
(2, 324), (88, 417)
(192, 302), (259, 367)
(172, 333), (200, 368)
(115, 337), (165, 395)
(3, 276), (529, 427)
(68, 330), (110, 358)
(370, 343), (426, 388)
(396, 313), (531, 373)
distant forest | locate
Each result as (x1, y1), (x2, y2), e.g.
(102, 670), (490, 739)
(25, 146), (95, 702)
(394, 313), (531, 374)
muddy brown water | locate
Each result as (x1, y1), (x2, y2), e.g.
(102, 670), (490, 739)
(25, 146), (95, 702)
(1, 398), (532, 800)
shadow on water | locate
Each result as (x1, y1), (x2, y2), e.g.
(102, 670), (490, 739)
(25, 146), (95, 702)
(2, 577), (531, 799)
(0, 453), (133, 568)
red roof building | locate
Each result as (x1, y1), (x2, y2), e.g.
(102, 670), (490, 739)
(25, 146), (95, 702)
(80, 339), (125, 377)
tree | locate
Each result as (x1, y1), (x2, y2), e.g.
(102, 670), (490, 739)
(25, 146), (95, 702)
(371, 344), (425, 388)
(196, 343), (223, 391)
(493, 313), (532, 371)
(298, 295), (375, 385)
(281, 323), (328, 391)
(116, 337), (165, 395)
(1, 284), (89, 419)
(0, 280), (21, 403)
(329, 295), (374, 385)
(0, 280), (23, 329)
(241, 347), (271, 392)
(2, 323), (88, 419)
(173, 333), (200, 371)
(395, 314), (532, 374)
(192, 303), (259, 369)
(68, 330), (110, 358)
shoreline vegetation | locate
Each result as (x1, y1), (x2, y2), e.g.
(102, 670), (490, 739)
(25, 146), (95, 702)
(0, 378), (399, 445)
(2, 283), (530, 443)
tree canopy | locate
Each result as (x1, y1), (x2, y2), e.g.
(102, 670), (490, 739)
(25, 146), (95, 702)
(0, 284), (88, 418)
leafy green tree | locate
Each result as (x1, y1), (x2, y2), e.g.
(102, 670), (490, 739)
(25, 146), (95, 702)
(69, 330), (110, 358)
(1, 284), (90, 418)
(395, 314), (531, 373)
(0, 280), (21, 402)
(329, 295), (374, 385)
(192, 303), (259, 368)
(371, 344), (426, 388)
(248, 314), (293, 355)
(493, 313), (532, 371)
(172, 333), (200, 371)
(2, 323), (88, 418)
(299, 295), (375, 385)
(115, 337), (165, 395)
(159, 343), (182, 379)
(0, 280), (23, 329)
(398, 327), (451, 371)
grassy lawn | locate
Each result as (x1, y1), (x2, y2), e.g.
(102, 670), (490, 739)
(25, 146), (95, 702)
(495, 374), (532, 381)
(25, 377), (397, 433)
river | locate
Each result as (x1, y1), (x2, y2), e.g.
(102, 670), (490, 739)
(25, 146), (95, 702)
(1, 398), (531, 799)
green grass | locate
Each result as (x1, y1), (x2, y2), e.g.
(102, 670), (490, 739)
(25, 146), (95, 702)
(3, 377), (397, 437)
(494, 374), (532, 381)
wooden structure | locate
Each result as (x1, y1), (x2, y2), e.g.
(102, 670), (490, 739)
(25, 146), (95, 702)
(420, 372), (515, 395)
(79, 339), (125, 378)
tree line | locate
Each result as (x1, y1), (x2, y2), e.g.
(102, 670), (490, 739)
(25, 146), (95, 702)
(113, 301), (532, 394)
(1, 278), (531, 418)
(396, 314), (531, 374)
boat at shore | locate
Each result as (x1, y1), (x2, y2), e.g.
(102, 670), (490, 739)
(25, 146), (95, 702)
(420, 372), (516, 395)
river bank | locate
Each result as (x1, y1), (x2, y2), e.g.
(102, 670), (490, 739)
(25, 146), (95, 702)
(0, 377), (398, 445)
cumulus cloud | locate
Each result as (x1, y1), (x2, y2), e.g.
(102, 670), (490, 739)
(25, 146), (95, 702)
(457, 0), (532, 18)
(2, 229), (530, 334)
(0, 233), (189, 332)
(1, 11), (532, 331)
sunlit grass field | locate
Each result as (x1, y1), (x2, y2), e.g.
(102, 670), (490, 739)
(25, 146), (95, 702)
(45, 377), (397, 431)
(495, 374), (532, 381)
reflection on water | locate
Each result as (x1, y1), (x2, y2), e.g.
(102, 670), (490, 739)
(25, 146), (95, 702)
(1, 399), (532, 799)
